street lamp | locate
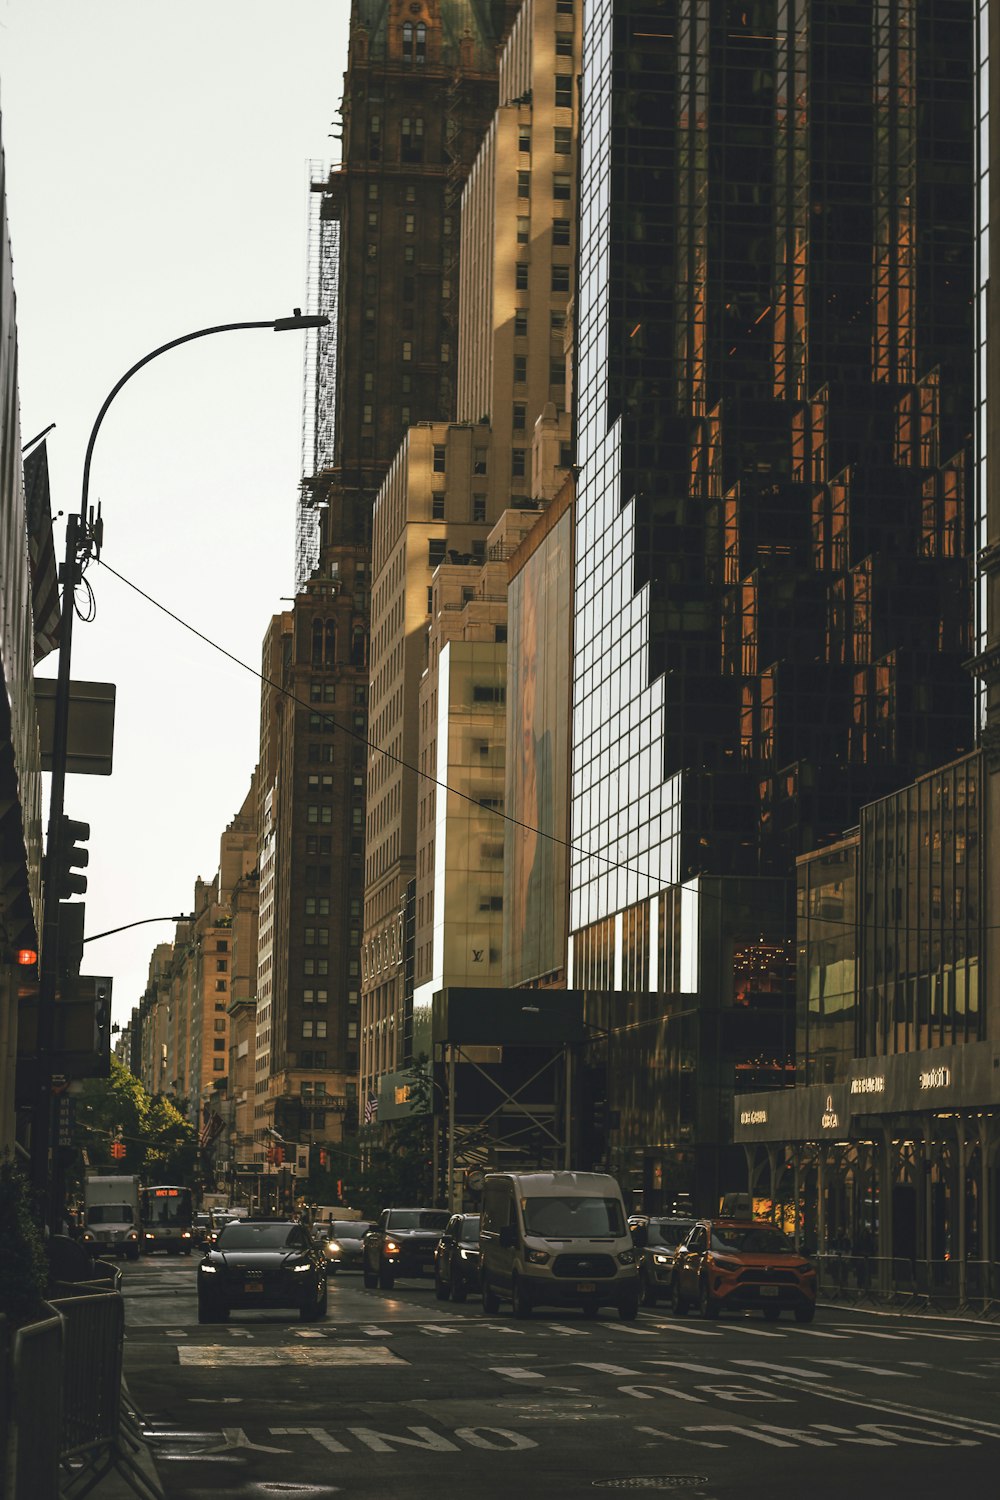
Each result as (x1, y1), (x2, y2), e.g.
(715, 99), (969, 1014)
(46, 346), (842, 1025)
(30, 311), (328, 1225)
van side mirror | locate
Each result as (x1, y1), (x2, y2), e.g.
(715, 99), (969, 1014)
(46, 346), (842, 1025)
(498, 1225), (518, 1249)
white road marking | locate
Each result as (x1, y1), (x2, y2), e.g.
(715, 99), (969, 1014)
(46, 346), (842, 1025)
(542, 1324), (588, 1336)
(165, 1329), (188, 1337)
(271, 1428), (349, 1453)
(721, 1324), (785, 1338)
(652, 1323), (722, 1337)
(178, 1345), (401, 1367)
(227, 1328), (253, 1338)
(644, 1359), (731, 1377)
(202, 1428), (291, 1454)
(828, 1327), (907, 1341)
(729, 1360), (831, 1380)
(573, 1362), (642, 1376)
(635, 1423), (725, 1449)
(419, 1324), (460, 1335)
(295, 1330), (326, 1339)
(780, 1327), (846, 1339)
(806, 1357), (916, 1378)
(489, 1367), (545, 1382)
(359, 1326), (392, 1336)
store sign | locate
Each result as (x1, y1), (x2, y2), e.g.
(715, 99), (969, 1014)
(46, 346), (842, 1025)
(821, 1095), (840, 1129)
(918, 1065), (951, 1091)
(740, 1108), (768, 1126)
(850, 1075), (885, 1096)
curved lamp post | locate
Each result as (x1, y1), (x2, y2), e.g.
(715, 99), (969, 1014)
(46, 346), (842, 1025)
(31, 312), (327, 1222)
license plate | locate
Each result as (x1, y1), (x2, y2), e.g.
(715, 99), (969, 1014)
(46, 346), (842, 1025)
(760, 1285), (779, 1297)
(577, 1281), (596, 1293)
(244, 1282), (264, 1294)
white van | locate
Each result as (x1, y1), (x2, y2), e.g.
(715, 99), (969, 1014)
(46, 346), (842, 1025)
(479, 1170), (639, 1320)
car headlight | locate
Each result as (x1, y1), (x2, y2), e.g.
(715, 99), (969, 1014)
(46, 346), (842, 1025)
(385, 1240), (400, 1254)
(526, 1249), (550, 1265)
(293, 1261), (312, 1273)
(128, 1231), (139, 1241)
(200, 1263), (217, 1274)
(144, 1232), (154, 1239)
(458, 1247), (478, 1260)
(710, 1256), (740, 1271)
(326, 1240), (342, 1254)
(181, 1231), (191, 1239)
(617, 1249), (636, 1265)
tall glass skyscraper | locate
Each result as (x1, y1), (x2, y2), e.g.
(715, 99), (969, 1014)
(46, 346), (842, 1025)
(569, 0), (974, 1210)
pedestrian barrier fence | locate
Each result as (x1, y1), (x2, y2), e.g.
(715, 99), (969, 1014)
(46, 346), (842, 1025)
(49, 1291), (162, 1500)
(816, 1253), (1000, 1314)
(6, 1307), (63, 1500)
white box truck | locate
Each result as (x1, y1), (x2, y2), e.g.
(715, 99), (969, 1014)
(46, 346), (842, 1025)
(83, 1173), (141, 1260)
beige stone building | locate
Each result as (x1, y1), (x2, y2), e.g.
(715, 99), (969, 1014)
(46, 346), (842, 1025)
(360, 0), (582, 1116)
(137, 943), (172, 1097)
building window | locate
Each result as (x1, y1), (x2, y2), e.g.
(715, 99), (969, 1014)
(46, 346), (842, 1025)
(215, 1019), (226, 1032)
(517, 170), (530, 198)
(551, 310), (567, 335)
(552, 264), (570, 292)
(315, 1021), (327, 1039)
(369, 115), (381, 161)
(512, 448), (527, 478)
(213, 1059), (225, 1072)
(440, 342), (451, 364)
(363, 370), (374, 392)
(302, 1020), (314, 1038)
(474, 450), (488, 475)
(553, 174), (571, 200)
(213, 1038), (226, 1052)
(554, 127), (572, 155)
(555, 76), (573, 109)
(429, 539), (447, 566)
(427, 586), (434, 613)
(215, 980), (227, 992)
(550, 358), (566, 385)
(216, 959), (228, 972)
(514, 356), (527, 384)
(556, 0), (574, 11)
(363, 404), (373, 424)
(368, 182), (379, 201)
(517, 215), (530, 245)
(432, 493), (445, 519)
(513, 403), (526, 431)
(433, 444), (446, 472)
(402, 341), (412, 362)
(519, 125), (531, 153)
(403, 245), (415, 264)
(401, 116), (424, 163)
(556, 32), (573, 56)
(516, 262), (529, 291)
(552, 217), (570, 246)
(473, 495), (487, 522)
(514, 309), (528, 337)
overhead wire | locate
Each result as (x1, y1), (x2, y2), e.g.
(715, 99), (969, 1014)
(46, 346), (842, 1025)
(96, 555), (982, 947)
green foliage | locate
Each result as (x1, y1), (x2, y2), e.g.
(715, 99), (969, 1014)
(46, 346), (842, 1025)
(0, 1156), (48, 1325)
(72, 1057), (197, 1188)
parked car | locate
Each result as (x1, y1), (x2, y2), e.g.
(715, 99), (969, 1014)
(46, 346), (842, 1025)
(362, 1208), (452, 1290)
(479, 1170), (639, 1320)
(315, 1219), (372, 1271)
(631, 1216), (697, 1306)
(197, 1217), (328, 1324)
(670, 1219), (817, 1322)
(434, 1213), (481, 1302)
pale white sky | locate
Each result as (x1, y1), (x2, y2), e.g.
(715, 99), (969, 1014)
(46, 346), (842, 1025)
(1, 0), (349, 1027)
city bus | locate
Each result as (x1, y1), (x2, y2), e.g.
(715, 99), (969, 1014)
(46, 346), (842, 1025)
(139, 1184), (195, 1254)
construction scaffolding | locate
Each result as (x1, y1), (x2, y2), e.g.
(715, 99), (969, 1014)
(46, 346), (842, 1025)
(295, 158), (339, 591)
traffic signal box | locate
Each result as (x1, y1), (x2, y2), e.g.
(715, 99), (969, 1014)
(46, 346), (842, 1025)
(49, 815), (90, 900)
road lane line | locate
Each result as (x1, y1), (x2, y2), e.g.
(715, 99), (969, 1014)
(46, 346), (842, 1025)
(489, 1367), (545, 1382)
(729, 1359), (831, 1380)
(806, 1357), (916, 1377)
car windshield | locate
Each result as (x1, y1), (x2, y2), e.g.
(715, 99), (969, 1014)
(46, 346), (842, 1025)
(386, 1210), (451, 1231)
(711, 1225), (798, 1255)
(522, 1197), (625, 1237)
(646, 1220), (695, 1247)
(458, 1217), (481, 1244)
(87, 1204), (133, 1225)
(216, 1223), (306, 1250)
(329, 1222), (367, 1239)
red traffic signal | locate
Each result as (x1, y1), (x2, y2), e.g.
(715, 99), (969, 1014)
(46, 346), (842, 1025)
(319, 1149), (328, 1168)
(110, 1140), (126, 1160)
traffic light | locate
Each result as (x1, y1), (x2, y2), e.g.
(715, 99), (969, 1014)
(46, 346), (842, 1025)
(319, 1149), (328, 1169)
(48, 815), (90, 900)
(110, 1140), (126, 1160)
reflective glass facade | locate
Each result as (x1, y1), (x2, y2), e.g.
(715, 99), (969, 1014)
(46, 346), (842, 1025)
(571, 0), (975, 1204)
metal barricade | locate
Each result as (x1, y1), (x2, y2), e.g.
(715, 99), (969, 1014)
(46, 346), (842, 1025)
(815, 1252), (867, 1301)
(7, 1308), (63, 1500)
(49, 1292), (162, 1500)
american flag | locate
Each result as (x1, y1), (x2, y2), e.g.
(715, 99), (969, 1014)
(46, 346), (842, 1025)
(23, 441), (61, 663)
(199, 1110), (225, 1148)
(363, 1092), (378, 1124)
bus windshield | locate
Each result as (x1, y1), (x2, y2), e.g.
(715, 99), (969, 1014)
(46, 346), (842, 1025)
(140, 1186), (193, 1229)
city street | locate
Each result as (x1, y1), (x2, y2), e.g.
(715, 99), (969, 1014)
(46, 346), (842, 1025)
(121, 1254), (1000, 1498)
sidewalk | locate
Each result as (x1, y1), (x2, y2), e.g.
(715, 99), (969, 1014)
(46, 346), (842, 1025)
(75, 1381), (165, 1500)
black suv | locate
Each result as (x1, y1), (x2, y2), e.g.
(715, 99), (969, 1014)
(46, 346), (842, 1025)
(362, 1208), (451, 1290)
(631, 1216), (697, 1306)
(197, 1218), (327, 1323)
(434, 1213), (481, 1303)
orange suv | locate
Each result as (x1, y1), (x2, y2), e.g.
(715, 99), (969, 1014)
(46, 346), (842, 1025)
(670, 1218), (817, 1323)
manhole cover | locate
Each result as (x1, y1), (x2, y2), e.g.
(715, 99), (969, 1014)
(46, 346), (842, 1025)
(592, 1481), (710, 1492)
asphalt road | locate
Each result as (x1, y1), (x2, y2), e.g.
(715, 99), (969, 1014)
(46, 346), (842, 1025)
(121, 1253), (1000, 1499)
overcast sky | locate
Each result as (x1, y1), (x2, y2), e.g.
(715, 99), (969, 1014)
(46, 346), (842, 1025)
(2, 0), (349, 1028)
